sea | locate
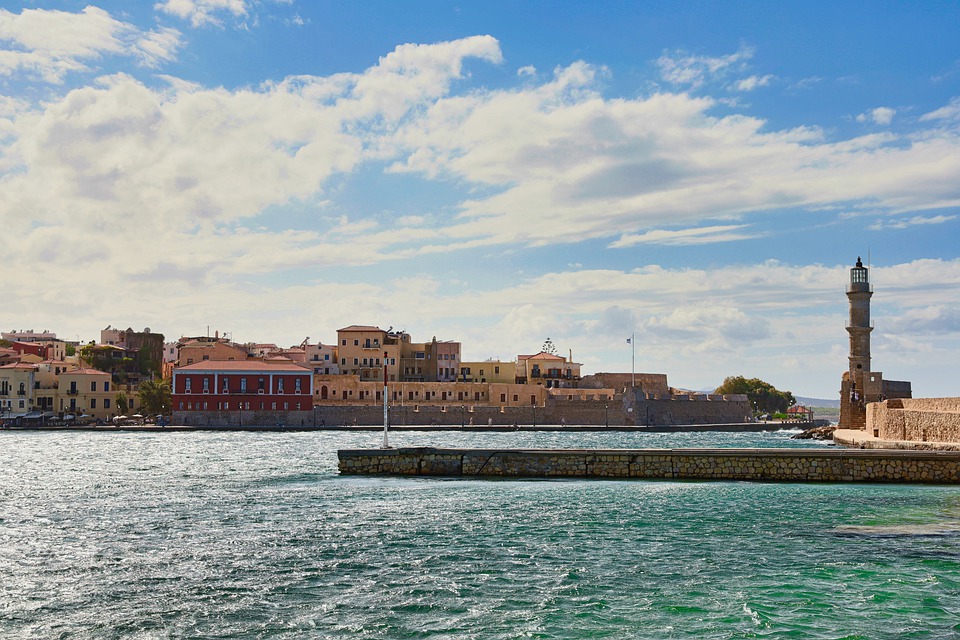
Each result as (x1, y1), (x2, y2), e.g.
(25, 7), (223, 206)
(2, 428), (959, 639)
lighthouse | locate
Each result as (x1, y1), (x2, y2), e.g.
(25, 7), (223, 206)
(846, 256), (873, 380)
(838, 256), (912, 432)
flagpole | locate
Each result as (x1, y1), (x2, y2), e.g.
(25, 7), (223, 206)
(630, 332), (635, 388)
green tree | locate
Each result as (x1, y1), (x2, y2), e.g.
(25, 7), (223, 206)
(715, 376), (796, 415)
(115, 393), (129, 415)
(137, 379), (172, 416)
(541, 337), (558, 355)
(0, 339), (11, 348)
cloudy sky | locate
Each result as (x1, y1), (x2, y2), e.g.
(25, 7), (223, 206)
(2, 1), (959, 398)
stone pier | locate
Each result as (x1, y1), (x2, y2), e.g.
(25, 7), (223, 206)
(338, 447), (960, 483)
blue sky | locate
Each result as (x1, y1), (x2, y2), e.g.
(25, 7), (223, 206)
(2, 1), (959, 398)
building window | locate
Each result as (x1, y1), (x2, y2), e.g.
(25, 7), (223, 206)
(354, 339), (359, 346)
(222, 377), (229, 393)
(91, 381), (97, 392)
(90, 399), (97, 408)
(278, 378), (284, 393)
(284, 402), (289, 410)
(105, 399), (111, 409)
(240, 378), (247, 393)
(104, 381), (110, 392)
(203, 378), (209, 392)
(295, 378), (301, 393)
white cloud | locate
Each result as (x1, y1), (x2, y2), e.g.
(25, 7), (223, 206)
(0, 6), (182, 82)
(609, 225), (756, 247)
(517, 65), (536, 77)
(735, 74), (773, 91)
(657, 46), (754, 89)
(856, 106), (896, 125)
(155, 0), (249, 28)
(921, 97), (960, 122)
(868, 214), (956, 230)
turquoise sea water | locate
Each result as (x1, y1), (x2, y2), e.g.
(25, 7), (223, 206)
(2, 429), (959, 639)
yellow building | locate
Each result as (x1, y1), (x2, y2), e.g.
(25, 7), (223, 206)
(57, 368), (115, 421)
(0, 362), (36, 420)
(458, 360), (516, 384)
(517, 351), (582, 388)
(336, 326), (399, 382)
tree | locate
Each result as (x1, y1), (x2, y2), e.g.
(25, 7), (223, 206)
(541, 337), (558, 356)
(137, 379), (172, 416)
(715, 376), (796, 415)
(116, 393), (129, 415)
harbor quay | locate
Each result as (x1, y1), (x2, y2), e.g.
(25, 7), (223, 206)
(337, 446), (960, 484)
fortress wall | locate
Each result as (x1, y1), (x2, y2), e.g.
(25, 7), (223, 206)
(172, 394), (755, 427)
(581, 373), (669, 395)
(867, 398), (960, 444)
(338, 447), (960, 483)
(634, 397), (753, 426)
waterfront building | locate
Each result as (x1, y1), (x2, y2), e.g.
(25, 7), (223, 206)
(304, 342), (339, 375)
(516, 351), (582, 388)
(0, 362), (37, 420)
(458, 359), (516, 384)
(57, 368), (115, 421)
(433, 338), (461, 383)
(177, 336), (248, 365)
(336, 326), (399, 382)
(172, 360), (314, 425)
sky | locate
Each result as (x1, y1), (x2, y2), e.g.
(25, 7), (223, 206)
(2, 1), (959, 399)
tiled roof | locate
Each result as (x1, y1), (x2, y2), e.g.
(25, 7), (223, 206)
(518, 352), (565, 361)
(0, 362), (37, 370)
(59, 368), (110, 376)
(338, 325), (383, 332)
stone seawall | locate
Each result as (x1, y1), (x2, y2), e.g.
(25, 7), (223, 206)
(867, 397), (960, 444)
(338, 447), (960, 483)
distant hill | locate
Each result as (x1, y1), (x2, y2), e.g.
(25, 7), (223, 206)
(796, 396), (840, 409)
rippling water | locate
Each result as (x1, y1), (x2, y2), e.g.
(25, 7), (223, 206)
(2, 429), (959, 638)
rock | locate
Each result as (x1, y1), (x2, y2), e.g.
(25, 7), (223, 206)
(792, 425), (836, 440)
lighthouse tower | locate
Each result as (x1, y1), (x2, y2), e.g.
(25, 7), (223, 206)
(839, 257), (876, 431)
(847, 256), (873, 378)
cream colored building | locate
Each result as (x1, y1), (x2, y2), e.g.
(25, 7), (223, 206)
(337, 326), (399, 382)
(0, 362), (36, 419)
(178, 338), (249, 366)
(58, 368), (115, 420)
(517, 351), (582, 388)
(305, 342), (339, 374)
(459, 360), (516, 384)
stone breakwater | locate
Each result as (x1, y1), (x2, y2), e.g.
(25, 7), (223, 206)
(338, 447), (960, 483)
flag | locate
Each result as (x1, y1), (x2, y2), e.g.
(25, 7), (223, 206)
(626, 337), (632, 344)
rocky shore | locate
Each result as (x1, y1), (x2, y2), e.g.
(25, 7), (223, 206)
(791, 425), (836, 441)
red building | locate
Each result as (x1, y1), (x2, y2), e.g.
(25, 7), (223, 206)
(172, 361), (313, 420)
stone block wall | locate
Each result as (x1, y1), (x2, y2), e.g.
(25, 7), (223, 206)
(867, 397), (960, 444)
(338, 447), (960, 483)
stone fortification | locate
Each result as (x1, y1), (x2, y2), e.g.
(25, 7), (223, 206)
(581, 373), (669, 395)
(866, 398), (960, 444)
(338, 447), (960, 483)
